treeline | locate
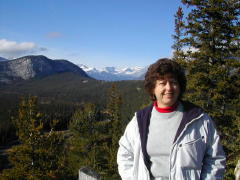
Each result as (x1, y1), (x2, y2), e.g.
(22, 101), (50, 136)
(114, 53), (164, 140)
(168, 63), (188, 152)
(172, 0), (239, 179)
(0, 84), (131, 179)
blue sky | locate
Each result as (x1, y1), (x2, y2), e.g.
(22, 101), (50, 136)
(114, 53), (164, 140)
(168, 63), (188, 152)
(0, 0), (185, 68)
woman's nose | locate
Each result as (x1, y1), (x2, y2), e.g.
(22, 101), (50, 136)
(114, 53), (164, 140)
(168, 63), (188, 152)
(165, 82), (173, 90)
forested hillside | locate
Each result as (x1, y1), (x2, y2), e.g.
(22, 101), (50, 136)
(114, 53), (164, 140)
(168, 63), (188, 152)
(0, 72), (148, 145)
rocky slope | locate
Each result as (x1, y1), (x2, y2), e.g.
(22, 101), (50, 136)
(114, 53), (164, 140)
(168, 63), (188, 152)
(0, 55), (90, 84)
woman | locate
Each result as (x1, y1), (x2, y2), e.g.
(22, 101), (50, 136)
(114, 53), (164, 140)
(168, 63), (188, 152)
(117, 58), (226, 180)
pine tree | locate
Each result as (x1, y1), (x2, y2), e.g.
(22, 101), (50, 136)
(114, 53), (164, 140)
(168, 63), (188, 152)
(172, 0), (240, 179)
(0, 96), (68, 179)
(105, 84), (122, 147)
(172, 6), (186, 62)
(104, 84), (122, 179)
(67, 84), (123, 179)
(67, 103), (106, 177)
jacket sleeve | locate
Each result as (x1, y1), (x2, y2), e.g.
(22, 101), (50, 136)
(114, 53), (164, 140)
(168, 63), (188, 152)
(117, 116), (137, 180)
(200, 115), (226, 180)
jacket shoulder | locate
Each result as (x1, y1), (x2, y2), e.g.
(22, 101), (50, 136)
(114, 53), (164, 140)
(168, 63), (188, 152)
(137, 104), (153, 119)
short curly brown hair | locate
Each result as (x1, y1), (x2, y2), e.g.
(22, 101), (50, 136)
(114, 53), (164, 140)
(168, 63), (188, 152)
(144, 58), (186, 101)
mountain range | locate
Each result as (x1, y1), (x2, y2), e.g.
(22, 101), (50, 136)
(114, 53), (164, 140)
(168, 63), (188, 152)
(79, 64), (147, 81)
(0, 55), (147, 84)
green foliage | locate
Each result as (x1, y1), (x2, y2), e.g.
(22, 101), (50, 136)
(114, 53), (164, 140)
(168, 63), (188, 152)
(0, 97), (69, 180)
(172, 6), (187, 61)
(0, 73), (148, 150)
(67, 84), (124, 179)
(105, 84), (122, 145)
(172, 0), (240, 179)
(104, 84), (122, 179)
(67, 103), (107, 177)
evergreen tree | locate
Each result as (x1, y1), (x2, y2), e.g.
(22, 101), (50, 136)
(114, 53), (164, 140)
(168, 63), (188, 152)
(0, 97), (68, 180)
(67, 84), (123, 179)
(66, 83), (123, 179)
(67, 103), (107, 178)
(105, 84), (122, 148)
(104, 84), (122, 179)
(172, 0), (240, 179)
(172, 6), (186, 62)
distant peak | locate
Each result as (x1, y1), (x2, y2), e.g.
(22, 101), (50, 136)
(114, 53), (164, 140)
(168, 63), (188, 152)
(77, 64), (147, 81)
(0, 57), (8, 61)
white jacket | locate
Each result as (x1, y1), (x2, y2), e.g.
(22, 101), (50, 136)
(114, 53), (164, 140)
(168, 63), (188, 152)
(117, 103), (226, 180)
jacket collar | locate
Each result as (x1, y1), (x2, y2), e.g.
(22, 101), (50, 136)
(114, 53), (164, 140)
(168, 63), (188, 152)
(173, 101), (203, 142)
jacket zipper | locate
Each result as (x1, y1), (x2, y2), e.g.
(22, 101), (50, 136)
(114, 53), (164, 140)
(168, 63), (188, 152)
(168, 113), (204, 180)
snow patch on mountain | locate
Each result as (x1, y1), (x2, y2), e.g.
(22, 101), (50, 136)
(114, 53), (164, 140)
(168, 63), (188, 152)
(79, 64), (147, 81)
(0, 57), (8, 61)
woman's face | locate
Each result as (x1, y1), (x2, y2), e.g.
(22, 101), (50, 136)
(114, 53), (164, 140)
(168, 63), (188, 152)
(153, 73), (180, 108)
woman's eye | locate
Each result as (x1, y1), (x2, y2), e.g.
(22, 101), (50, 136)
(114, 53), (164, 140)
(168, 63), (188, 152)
(159, 82), (165, 86)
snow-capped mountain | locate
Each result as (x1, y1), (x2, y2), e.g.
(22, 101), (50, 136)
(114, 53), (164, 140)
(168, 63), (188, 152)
(0, 57), (8, 61)
(79, 64), (148, 81)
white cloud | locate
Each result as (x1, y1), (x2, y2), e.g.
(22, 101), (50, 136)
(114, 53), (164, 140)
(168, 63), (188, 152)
(0, 39), (47, 59)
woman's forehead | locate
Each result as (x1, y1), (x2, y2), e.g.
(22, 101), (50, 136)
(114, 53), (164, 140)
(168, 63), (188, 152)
(157, 73), (177, 80)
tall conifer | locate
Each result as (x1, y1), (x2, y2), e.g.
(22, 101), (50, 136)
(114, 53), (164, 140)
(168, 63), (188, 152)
(172, 6), (186, 62)
(67, 103), (114, 178)
(104, 84), (122, 179)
